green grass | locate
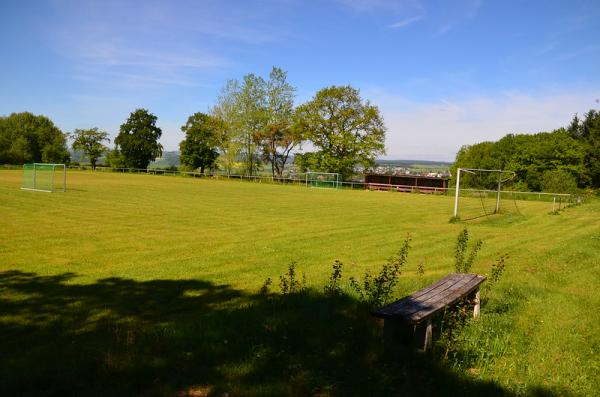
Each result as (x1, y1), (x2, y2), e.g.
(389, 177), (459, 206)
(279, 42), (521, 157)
(1, 170), (598, 396)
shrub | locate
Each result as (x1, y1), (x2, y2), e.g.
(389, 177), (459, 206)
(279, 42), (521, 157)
(324, 260), (344, 297)
(454, 228), (482, 273)
(349, 234), (411, 307)
(279, 262), (306, 294)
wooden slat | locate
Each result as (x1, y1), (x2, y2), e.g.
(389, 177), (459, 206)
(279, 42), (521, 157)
(371, 273), (486, 324)
(373, 274), (470, 318)
(406, 276), (484, 322)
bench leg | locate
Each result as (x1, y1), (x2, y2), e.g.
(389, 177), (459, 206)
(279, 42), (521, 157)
(473, 289), (480, 318)
(423, 319), (432, 352)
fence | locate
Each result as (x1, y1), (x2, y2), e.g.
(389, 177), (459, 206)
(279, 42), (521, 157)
(72, 166), (582, 205)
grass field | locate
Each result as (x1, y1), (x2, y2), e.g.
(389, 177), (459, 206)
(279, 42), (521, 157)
(1, 170), (599, 396)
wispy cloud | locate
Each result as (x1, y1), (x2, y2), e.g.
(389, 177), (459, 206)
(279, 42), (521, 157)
(388, 15), (423, 29)
(337, 0), (426, 29)
(434, 0), (481, 37)
(557, 45), (600, 61)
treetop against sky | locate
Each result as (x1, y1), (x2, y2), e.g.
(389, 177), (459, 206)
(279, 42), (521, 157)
(0, 0), (599, 160)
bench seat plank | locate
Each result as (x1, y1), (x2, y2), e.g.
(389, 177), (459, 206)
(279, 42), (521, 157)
(371, 273), (486, 324)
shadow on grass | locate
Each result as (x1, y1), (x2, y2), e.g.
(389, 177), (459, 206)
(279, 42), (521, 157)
(0, 270), (559, 397)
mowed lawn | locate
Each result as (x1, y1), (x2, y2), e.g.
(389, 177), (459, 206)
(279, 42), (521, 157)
(1, 169), (599, 396)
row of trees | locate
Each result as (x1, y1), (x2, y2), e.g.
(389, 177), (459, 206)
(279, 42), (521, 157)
(0, 68), (387, 181)
(179, 67), (386, 180)
(452, 110), (600, 192)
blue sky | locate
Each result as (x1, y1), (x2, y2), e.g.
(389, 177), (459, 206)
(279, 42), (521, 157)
(1, 0), (599, 161)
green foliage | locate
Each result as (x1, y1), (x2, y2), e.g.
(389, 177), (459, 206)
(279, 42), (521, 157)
(324, 260), (344, 297)
(278, 262), (306, 294)
(257, 68), (301, 177)
(416, 262), (425, 277)
(0, 112), (70, 164)
(489, 254), (507, 285)
(437, 300), (472, 360)
(454, 228), (483, 273)
(540, 169), (579, 194)
(294, 85), (386, 180)
(105, 148), (126, 168)
(211, 67), (298, 177)
(179, 112), (222, 173)
(259, 277), (273, 294)
(569, 109), (600, 188)
(349, 235), (411, 307)
(114, 109), (163, 169)
(453, 109), (600, 191)
(70, 128), (110, 169)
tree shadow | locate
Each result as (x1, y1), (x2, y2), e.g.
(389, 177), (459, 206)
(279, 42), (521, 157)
(0, 270), (564, 396)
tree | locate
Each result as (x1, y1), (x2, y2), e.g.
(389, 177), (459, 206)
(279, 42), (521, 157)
(255, 122), (302, 178)
(212, 79), (243, 175)
(452, 128), (587, 191)
(0, 112), (70, 164)
(294, 85), (386, 180)
(255, 67), (301, 177)
(236, 73), (268, 175)
(211, 67), (298, 176)
(568, 110), (600, 188)
(541, 169), (579, 194)
(71, 128), (110, 169)
(179, 112), (223, 173)
(114, 109), (163, 169)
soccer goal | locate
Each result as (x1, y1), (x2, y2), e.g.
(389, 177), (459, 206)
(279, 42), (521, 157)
(452, 168), (518, 220)
(305, 172), (340, 188)
(21, 163), (67, 192)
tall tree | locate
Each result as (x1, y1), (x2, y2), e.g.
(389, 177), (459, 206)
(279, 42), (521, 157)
(212, 79), (243, 175)
(0, 112), (70, 164)
(114, 109), (163, 169)
(179, 112), (223, 173)
(568, 110), (600, 188)
(294, 85), (386, 180)
(256, 67), (301, 178)
(71, 128), (110, 169)
(237, 73), (268, 175)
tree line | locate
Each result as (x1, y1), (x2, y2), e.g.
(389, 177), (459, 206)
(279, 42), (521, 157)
(0, 67), (387, 181)
(452, 110), (600, 193)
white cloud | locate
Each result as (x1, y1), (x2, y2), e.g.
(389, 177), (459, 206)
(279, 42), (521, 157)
(370, 89), (600, 161)
(388, 15), (423, 29)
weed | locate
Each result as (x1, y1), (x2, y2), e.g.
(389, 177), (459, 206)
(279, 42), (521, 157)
(260, 277), (273, 294)
(279, 262), (305, 294)
(454, 228), (483, 273)
(489, 254), (507, 285)
(349, 234), (411, 307)
(324, 260), (344, 297)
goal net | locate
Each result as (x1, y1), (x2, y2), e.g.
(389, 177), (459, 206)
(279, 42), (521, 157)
(21, 163), (67, 192)
(452, 168), (519, 221)
(305, 172), (340, 188)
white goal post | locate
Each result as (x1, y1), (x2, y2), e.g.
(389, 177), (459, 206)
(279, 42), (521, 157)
(453, 168), (515, 218)
(305, 172), (340, 188)
(21, 163), (67, 192)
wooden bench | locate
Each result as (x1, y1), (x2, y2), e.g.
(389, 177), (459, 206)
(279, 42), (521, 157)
(371, 273), (486, 352)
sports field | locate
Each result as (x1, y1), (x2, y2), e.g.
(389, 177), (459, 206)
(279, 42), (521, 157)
(1, 170), (599, 396)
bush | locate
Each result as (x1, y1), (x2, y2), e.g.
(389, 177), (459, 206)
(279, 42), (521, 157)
(349, 234), (411, 307)
(454, 228), (482, 273)
(541, 169), (579, 194)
